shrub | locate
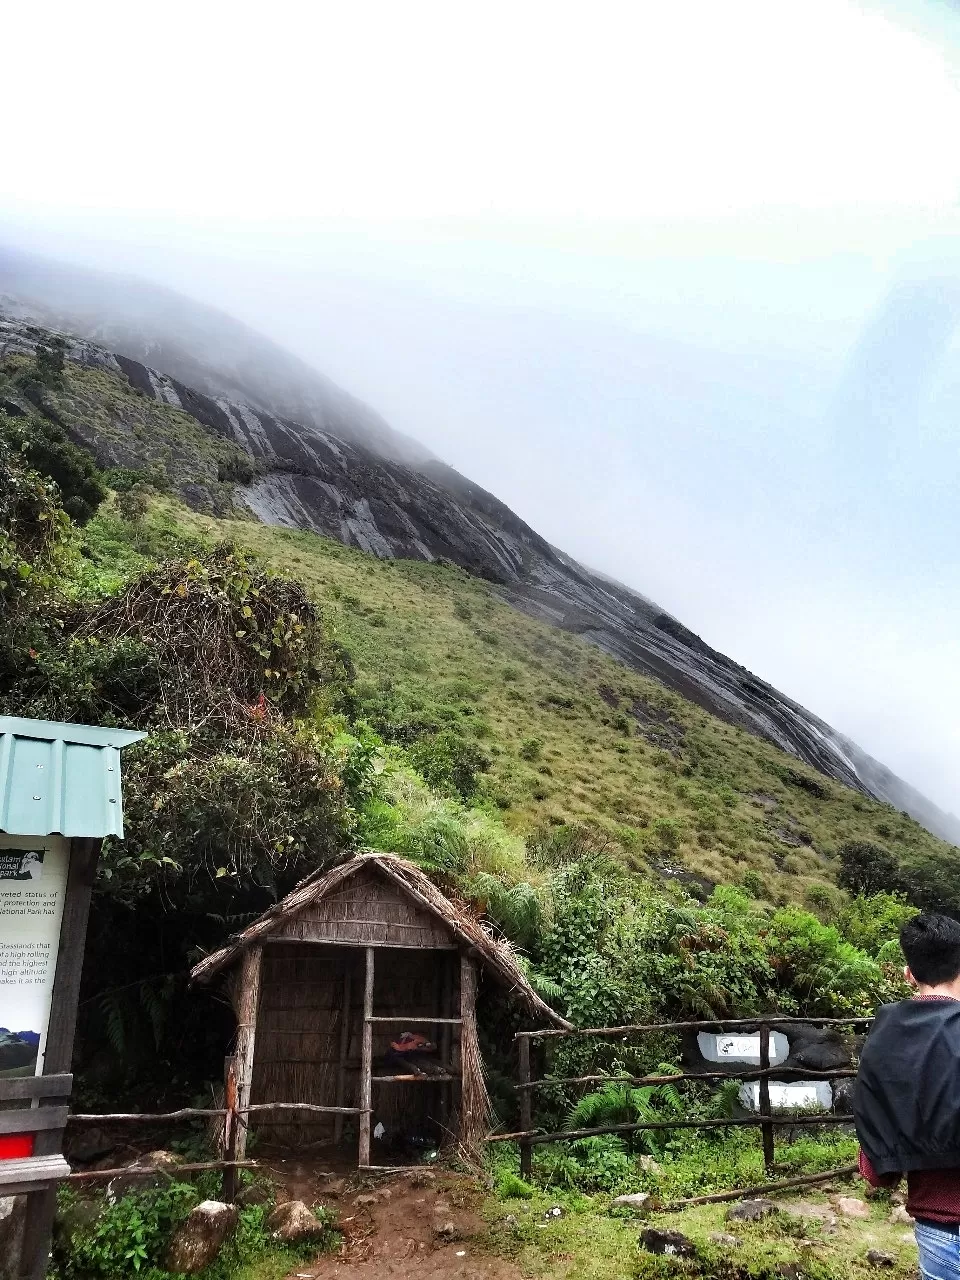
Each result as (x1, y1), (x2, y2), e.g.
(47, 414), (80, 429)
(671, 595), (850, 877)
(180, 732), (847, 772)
(409, 728), (490, 799)
(518, 736), (543, 762)
(1, 411), (106, 525)
(837, 840), (903, 898)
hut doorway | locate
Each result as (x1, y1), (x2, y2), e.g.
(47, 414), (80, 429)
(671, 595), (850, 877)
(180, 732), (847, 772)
(253, 942), (462, 1167)
(191, 853), (569, 1170)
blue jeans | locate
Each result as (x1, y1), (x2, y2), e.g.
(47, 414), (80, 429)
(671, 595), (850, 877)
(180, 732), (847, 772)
(916, 1222), (960, 1280)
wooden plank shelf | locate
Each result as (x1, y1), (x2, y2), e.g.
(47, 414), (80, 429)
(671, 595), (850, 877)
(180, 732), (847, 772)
(0, 1074), (73, 1102)
(371, 1073), (456, 1083)
(365, 1016), (462, 1025)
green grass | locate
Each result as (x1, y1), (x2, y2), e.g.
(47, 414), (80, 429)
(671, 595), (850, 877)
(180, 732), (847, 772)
(106, 497), (954, 908)
(485, 1186), (918, 1280)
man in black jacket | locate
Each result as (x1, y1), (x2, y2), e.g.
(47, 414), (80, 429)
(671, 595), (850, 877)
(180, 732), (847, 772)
(855, 913), (960, 1279)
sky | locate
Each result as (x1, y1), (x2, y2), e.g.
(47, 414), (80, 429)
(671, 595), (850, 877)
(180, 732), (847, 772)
(3, 0), (960, 812)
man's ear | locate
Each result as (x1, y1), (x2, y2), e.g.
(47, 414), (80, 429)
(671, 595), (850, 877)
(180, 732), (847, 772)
(904, 966), (918, 988)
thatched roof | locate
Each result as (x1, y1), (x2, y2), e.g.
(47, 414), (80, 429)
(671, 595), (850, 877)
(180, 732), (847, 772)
(190, 851), (571, 1028)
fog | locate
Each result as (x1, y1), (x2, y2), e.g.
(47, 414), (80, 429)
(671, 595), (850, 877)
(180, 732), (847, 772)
(3, 0), (960, 813)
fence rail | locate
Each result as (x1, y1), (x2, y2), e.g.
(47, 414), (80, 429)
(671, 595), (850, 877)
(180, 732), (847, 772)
(508, 1014), (869, 1182)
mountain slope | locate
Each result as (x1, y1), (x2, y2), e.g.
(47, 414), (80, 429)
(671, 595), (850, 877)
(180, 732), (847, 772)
(0, 265), (956, 846)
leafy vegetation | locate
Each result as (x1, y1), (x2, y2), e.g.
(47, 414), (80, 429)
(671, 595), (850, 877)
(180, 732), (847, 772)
(51, 1178), (336, 1280)
(0, 348), (950, 1277)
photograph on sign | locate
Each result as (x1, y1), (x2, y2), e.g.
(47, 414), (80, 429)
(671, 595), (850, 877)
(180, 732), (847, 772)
(0, 837), (69, 1077)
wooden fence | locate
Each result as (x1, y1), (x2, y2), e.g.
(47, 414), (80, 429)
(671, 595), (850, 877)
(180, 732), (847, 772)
(488, 1015), (871, 1186)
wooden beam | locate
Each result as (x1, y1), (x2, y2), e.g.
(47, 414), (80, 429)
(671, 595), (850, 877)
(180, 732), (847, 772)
(365, 1016), (462, 1025)
(518, 1035), (533, 1180)
(0, 1109), (69, 1136)
(0, 1075), (72, 1102)
(333, 966), (352, 1145)
(758, 1023), (775, 1174)
(516, 1015), (873, 1040)
(234, 945), (263, 1161)
(24, 836), (101, 1280)
(460, 953), (480, 1154)
(358, 947), (375, 1168)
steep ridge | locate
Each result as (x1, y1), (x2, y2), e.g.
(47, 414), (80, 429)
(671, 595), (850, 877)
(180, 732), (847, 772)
(1, 294), (957, 847)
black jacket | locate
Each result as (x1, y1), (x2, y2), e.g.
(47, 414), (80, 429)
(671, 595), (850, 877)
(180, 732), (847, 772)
(855, 997), (960, 1176)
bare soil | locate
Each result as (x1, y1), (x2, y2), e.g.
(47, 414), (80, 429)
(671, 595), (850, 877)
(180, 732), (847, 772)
(263, 1161), (523, 1280)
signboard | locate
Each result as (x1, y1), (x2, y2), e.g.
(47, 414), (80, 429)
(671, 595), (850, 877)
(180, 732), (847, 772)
(696, 1030), (789, 1066)
(739, 1080), (833, 1112)
(0, 837), (69, 1081)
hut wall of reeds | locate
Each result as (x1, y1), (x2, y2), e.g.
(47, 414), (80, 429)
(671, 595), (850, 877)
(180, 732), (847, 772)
(191, 853), (570, 1169)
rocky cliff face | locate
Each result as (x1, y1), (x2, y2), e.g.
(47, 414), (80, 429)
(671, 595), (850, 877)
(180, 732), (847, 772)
(1, 269), (957, 847)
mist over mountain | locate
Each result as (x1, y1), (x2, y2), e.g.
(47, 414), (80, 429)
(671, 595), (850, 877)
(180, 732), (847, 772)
(2, 244), (958, 848)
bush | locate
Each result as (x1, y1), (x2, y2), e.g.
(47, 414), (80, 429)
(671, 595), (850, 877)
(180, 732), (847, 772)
(837, 840), (904, 898)
(518, 736), (543, 762)
(409, 728), (490, 799)
(1, 411), (106, 525)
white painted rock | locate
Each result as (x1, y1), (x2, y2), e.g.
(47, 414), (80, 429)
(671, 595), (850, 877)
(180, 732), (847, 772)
(165, 1201), (238, 1274)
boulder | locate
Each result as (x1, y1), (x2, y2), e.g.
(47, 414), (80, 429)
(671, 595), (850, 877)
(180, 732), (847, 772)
(709, 1233), (742, 1248)
(235, 1181), (274, 1208)
(727, 1199), (778, 1222)
(866, 1252), (896, 1268)
(267, 1200), (329, 1243)
(434, 1220), (461, 1243)
(610, 1192), (659, 1215)
(640, 1228), (696, 1257)
(165, 1201), (238, 1274)
(835, 1197), (871, 1220)
(782, 1202), (838, 1229)
(889, 1205), (914, 1226)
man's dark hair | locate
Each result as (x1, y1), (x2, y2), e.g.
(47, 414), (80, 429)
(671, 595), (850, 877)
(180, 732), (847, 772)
(900, 913), (960, 986)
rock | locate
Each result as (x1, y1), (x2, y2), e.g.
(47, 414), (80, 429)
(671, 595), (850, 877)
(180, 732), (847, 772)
(67, 1127), (115, 1165)
(165, 1201), (238, 1274)
(354, 1193), (379, 1208)
(0, 1197), (28, 1280)
(727, 1199), (778, 1222)
(901, 1232), (915, 1244)
(866, 1251), (896, 1267)
(235, 1181), (273, 1208)
(53, 1196), (102, 1248)
(434, 1220), (461, 1243)
(267, 1201), (330, 1243)
(610, 1192), (659, 1215)
(778, 1265), (803, 1280)
(639, 1156), (664, 1176)
(889, 1205), (914, 1225)
(409, 1170), (436, 1187)
(782, 1202), (838, 1229)
(835, 1197), (871, 1220)
(107, 1150), (184, 1201)
(322, 1177), (347, 1197)
(640, 1228), (696, 1257)
(709, 1233), (742, 1248)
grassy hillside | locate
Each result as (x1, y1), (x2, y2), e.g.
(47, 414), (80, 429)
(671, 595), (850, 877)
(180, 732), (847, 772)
(93, 494), (952, 910)
(2, 342), (951, 907)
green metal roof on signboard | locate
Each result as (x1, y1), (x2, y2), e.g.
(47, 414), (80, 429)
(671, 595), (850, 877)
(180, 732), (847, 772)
(0, 716), (146, 839)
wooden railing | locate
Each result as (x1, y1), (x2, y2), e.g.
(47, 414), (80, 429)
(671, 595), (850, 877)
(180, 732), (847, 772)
(491, 1015), (872, 1190)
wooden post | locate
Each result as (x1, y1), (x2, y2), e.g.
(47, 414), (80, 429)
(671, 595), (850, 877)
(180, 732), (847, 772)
(758, 1022), (775, 1174)
(21, 836), (100, 1280)
(221, 1056), (239, 1203)
(333, 966), (352, 1145)
(234, 946), (263, 1162)
(439, 956), (454, 1128)
(358, 947), (375, 1167)
(518, 1034), (533, 1180)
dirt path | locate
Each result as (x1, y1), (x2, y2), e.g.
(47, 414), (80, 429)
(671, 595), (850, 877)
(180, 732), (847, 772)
(270, 1167), (523, 1280)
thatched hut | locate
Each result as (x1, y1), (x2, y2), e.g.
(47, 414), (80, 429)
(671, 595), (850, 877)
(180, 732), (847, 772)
(190, 852), (569, 1169)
